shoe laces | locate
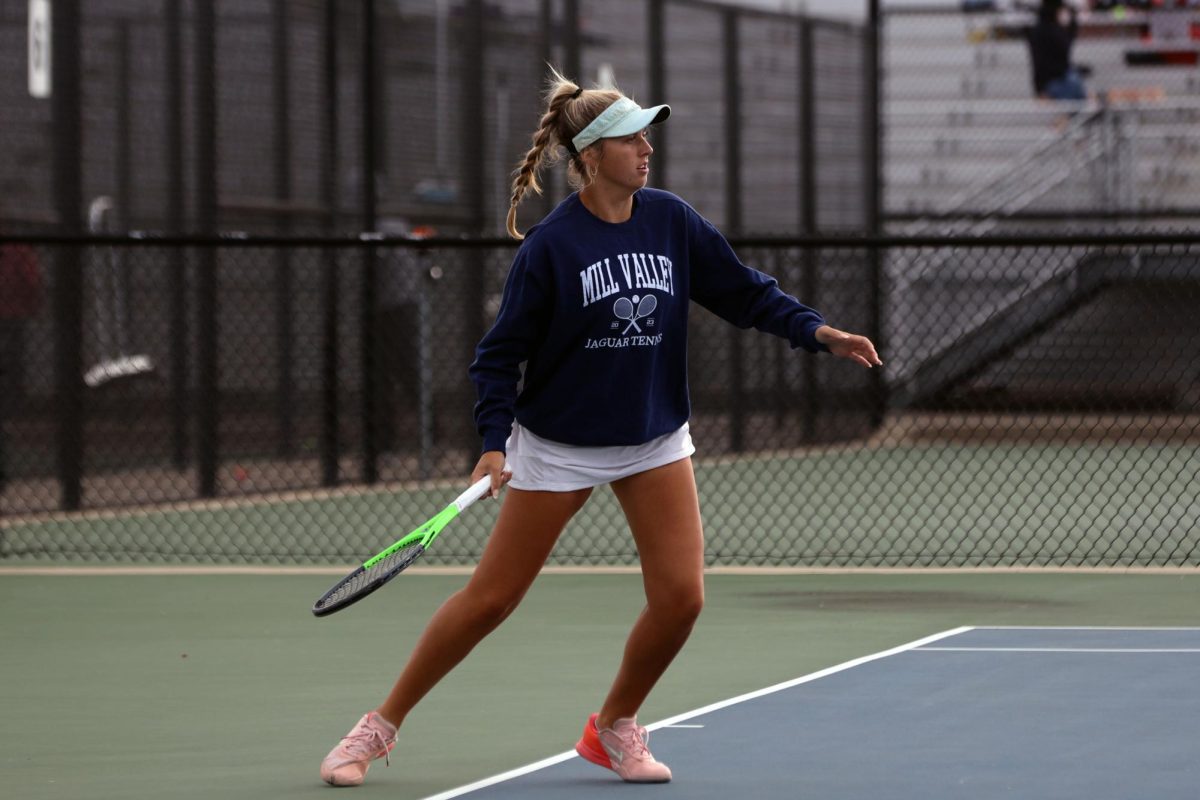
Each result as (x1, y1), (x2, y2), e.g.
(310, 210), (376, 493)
(342, 718), (393, 767)
(612, 720), (652, 760)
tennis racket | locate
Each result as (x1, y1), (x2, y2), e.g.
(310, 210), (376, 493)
(312, 476), (493, 617)
(614, 296), (636, 328)
(624, 294), (657, 334)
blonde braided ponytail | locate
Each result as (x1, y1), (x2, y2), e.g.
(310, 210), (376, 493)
(506, 67), (623, 239)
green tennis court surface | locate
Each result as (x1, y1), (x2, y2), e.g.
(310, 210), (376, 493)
(1, 571), (1197, 799)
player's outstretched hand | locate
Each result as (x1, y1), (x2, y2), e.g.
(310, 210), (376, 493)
(815, 325), (883, 369)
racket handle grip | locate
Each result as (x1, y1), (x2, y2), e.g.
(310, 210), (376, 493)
(454, 475), (495, 512)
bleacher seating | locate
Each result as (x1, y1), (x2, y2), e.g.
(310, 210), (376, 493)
(883, 7), (1200, 218)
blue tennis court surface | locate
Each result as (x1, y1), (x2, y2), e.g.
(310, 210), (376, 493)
(427, 627), (1200, 800)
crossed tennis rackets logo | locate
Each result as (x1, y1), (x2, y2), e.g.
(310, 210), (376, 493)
(612, 294), (657, 334)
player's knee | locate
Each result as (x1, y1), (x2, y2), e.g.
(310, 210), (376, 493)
(678, 590), (704, 625)
(653, 586), (704, 628)
(466, 589), (523, 630)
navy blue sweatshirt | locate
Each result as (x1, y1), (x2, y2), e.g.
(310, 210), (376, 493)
(470, 188), (827, 454)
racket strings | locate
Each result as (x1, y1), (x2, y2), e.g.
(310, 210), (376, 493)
(313, 483), (489, 616)
(363, 542), (425, 582)
(313, 543), (425, 612)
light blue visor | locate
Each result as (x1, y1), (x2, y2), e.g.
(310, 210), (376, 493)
(571, 97), (671, 153)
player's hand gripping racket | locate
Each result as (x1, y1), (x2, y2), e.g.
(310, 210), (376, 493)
(312, 476), (493, 617)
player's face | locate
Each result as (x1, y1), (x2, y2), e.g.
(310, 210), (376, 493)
(595, 129), (654, 192)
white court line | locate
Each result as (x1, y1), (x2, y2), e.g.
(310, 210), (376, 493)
(974, 625), (1200, 631)
(418, 626), (974, 800)
(918, 647), (1200, 653)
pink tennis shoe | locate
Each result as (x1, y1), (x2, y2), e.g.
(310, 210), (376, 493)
(575, 713), (672, 783)
(320, 712), (397, 786)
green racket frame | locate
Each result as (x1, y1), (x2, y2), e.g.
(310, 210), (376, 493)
(312, 476), (492, 617)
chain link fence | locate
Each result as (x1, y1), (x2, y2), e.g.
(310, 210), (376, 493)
(2, 234), (1197, 567)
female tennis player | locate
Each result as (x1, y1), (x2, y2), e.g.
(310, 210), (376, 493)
(320, 68), (881, 787)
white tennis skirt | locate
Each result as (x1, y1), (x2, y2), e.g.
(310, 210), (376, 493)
(505, 422), (695, 492)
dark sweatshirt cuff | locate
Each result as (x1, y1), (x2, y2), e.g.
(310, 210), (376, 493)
(481, 428), (510, 454)
(795, 318), (829, 353)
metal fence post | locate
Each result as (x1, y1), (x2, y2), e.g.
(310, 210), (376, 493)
(865, 0), (886, 428)
(462, 0), (488, 467)
(360, 0), (379, 484)
(723, 8), (745, 453)
(52, 0), (84, 510)
(320, 0), (341, 487)
(538, 0), (556, 218)
(799, 17), (819, 443)
(272, 0), (296, 458)
(165, 0), (189, 472)
(195, 0), (220, 498)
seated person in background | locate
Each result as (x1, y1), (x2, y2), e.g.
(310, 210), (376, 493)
(1027, 0), (1087, 101)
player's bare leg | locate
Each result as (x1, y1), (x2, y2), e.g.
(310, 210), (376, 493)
(376, 487), (592, 725)
(600, 457), (705, 724)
